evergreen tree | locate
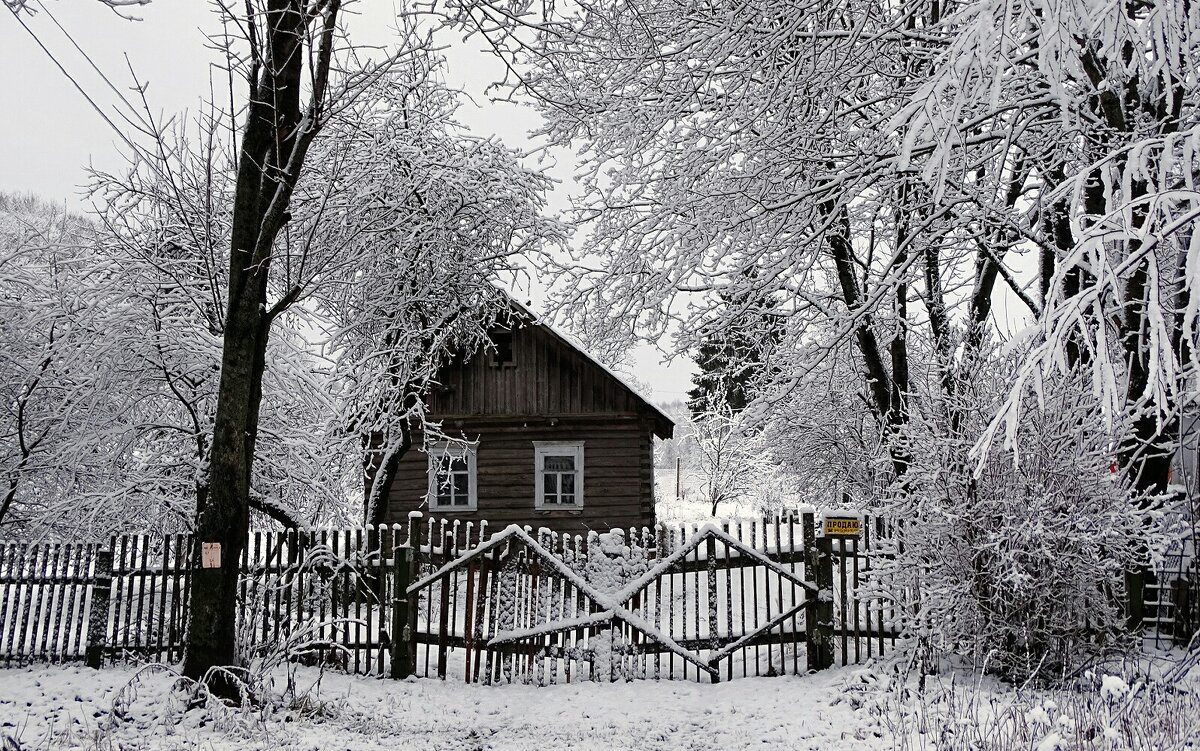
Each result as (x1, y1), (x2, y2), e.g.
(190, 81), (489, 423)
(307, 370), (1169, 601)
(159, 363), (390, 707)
(687, 287), (782, 417)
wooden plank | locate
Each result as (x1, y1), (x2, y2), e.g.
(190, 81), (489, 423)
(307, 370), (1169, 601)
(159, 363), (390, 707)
(0, 543), (16, 663)
(802, 512), (817, 671)
(52, 545), (76, 659)
(25, 544), (45, 652)
(390, 545), (413, 679)
(773, 514), (785, 672)
(27, 544), (47, 659)
(350, 528), (361, 675)
(35, 544), (58, 659)
(284, 529), (298, 662)
(852, 535), (861, 664)
(788, 515), (799, 675)
(839, 536), (848, 666)
(749, 520), (759, 676)
(423, 522), (434, 676)
(447, 528), (459, 675)
(863, 518), (873, 660)
(49, 545), (71, 660)
(66, 545), (90, 659)
(366, 526), (379, 674)
(483, 548), (501, 684)
(134, 535), (151, 654)
(310, 529), (322, 663)
(150, 538), (167, 662)
(259, 532), (273, 654)
(437, 542), (451, 678)
(13, 543), (34, 660)
(463, 559), (477, 682)
(23, 544), (47, 659)
(330, 529), (342, 668)
(85, 546), (113, 668)
(472, 555), (490, 683)
(167, 535), (184, 663)
(63, 539), (84, 657)
(878, 513), (888, 652)
(113, 535), (129, 656)
(706, 534), (719, 683)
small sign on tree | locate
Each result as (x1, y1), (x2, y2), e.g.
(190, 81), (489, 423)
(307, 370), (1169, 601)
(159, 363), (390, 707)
(201, 542), (222, 569)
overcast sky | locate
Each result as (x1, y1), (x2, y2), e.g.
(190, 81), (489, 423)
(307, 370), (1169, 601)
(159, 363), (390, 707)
(0, 1), (697, 404)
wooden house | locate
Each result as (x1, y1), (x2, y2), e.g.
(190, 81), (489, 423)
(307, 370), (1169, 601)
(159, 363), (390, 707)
(379, 307), (674, 538)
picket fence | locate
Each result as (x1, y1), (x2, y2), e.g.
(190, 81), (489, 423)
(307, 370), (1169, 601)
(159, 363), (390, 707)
(0, 513), (906, 683)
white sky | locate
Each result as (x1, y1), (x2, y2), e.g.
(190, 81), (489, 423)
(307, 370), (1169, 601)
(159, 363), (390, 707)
(0, 1), (697, 405)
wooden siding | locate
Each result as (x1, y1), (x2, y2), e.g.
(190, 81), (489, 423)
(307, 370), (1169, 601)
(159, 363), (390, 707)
(386, 416), (656, 536)
(425, 323), (670, 437)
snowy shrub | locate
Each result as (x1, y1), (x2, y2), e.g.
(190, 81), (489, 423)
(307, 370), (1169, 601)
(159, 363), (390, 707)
(865, 370), (1174, 681)
(580, 529), (649, 592)
(861, 660), (1200, 751)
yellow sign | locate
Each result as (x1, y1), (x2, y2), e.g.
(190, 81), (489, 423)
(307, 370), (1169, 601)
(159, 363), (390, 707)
(823, 517), (861, 537)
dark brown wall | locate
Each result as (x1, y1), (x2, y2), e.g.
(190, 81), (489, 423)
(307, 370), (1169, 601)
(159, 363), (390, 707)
(385, 416), (656, 536)
(426, 323), (647, 420)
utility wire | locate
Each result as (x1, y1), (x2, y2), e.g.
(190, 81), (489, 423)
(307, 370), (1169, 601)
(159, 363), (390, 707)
(33, 0), (154, 137)
(5, 4), (139, 152)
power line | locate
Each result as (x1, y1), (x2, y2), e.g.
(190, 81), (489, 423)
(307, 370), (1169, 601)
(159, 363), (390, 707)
(33, 0), (152, 137)
(5, 4), (139, 152)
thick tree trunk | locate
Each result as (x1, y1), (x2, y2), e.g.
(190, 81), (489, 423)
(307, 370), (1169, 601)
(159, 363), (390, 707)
(182, 0), (324, 693)
(184, 301), (269, 688)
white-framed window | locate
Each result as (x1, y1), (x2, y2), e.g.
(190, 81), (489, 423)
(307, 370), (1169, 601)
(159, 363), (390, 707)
(427, 443), (478, 511)
(534, 442), (584, 509)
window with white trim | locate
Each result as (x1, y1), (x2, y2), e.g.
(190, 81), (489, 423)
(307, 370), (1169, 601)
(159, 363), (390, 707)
(534, 442), (584, 509)
(427, 443), (477, 511)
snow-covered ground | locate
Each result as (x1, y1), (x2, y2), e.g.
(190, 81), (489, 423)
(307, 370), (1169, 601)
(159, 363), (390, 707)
(5, 654), (1199, 750)
(1, 663), (888, 750)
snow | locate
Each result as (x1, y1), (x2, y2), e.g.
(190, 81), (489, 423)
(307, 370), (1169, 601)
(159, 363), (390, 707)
(0, 663), (887, 750)
(1099, 674), (1128, 701)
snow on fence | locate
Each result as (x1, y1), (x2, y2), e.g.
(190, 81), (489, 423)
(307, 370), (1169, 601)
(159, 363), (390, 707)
(7, 515), (1192, 681)
(1145, 531), (1200, 650)
(398, 513), (906, 684)
(0, 541), (103, 664)
(0, 513), (908, 680)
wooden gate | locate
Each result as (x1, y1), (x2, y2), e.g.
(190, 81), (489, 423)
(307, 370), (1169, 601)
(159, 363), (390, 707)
(401, 523), (829, 683)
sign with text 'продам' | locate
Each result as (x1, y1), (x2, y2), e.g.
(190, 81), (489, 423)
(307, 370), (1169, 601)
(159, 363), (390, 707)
(823, 516), (861, 538)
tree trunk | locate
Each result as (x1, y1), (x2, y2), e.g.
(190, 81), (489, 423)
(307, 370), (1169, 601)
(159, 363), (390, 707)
(363, 419), (412, 528)
(822, 200), (909, 480)
(182, 0), (321, 694)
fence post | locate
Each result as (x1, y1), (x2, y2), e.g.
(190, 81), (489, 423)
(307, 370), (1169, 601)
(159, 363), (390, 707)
(390, 545), (414, 679)
(802, 513), (818, 670)
(803, 514), (834, 671)
(85, 547), (113, 669)
(813, 528), (835, 671)
(706, 534), (720, 683)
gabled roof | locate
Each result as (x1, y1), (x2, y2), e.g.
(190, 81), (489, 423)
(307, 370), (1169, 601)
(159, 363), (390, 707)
(503, 296), (675, 440)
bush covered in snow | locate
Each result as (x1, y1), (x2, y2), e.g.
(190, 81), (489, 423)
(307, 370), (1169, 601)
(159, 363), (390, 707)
(862, 371), (1177, 681)
(854, 658), (1200, 751)
(580, 529), (649, 592)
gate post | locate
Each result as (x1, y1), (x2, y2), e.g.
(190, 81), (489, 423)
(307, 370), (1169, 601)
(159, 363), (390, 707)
(803, 514), (834, 671)
(85, 546), (113, 669)
(813, 533), (835, 670)
(706, 534), (720, 684)
(390, 545), (414, 679)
